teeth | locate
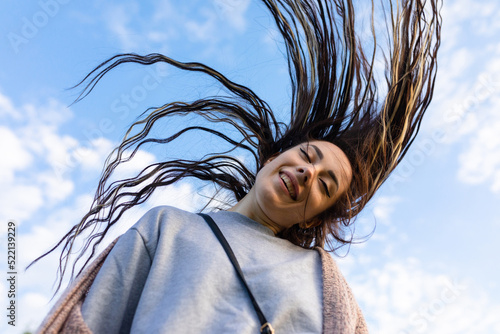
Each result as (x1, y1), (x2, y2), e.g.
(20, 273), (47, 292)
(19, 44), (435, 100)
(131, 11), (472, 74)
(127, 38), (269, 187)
(280, 173), (296, 199)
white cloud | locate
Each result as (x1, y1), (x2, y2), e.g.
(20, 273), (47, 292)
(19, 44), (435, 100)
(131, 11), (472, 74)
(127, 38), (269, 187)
(104, 3), (139, 50)
(152, 0), (176, 22)
(0, 94), (82, 223)
(0, 91), (18, 119)
(372, 196), (401, 225)
(341, 258), (500, 333)
(412, 0), (500, 194)
(20, 193), (94, 265)
(0, 126), (33, 182)
(492, 170), (500, 193)
(103, 1), (251, 59)
(111, 149), (156, 179)
(0, 184), (44, 223)
(424, 0), (500, 135)
(37, 171), (75, 205)
(24, 99), (73, 126)
(185, 9), (219, 43)
(441, 0), (500, 51)
(457, 111), (500, 191)
(20, 293), (50, 331)
(213, 0), (250, 31)
(183, 0), (251, 44)
(31, 126), (79, 165)
(73, 137), (115, 171)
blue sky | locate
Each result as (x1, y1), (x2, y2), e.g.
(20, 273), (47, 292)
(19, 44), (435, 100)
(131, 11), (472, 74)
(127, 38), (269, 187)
(1, 0), (500, 333)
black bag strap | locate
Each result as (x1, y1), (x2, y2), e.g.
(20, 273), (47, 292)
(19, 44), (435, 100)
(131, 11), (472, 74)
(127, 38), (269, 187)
(198, 213), (275, 334)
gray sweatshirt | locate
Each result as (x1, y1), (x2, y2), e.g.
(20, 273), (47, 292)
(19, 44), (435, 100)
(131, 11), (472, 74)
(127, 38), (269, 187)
(81, 206), (324, 333)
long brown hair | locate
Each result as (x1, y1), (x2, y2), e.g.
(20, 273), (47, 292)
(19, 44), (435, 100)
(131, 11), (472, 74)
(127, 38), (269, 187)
(29, 0), (441, 293)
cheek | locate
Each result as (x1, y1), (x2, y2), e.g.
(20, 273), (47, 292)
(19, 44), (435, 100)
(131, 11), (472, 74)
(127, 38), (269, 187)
(254, 172), (279, 203)
(304, 194), (334, 219)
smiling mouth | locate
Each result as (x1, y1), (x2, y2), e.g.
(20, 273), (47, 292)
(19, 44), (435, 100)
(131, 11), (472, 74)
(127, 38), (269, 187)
(280, 172), (297, 200)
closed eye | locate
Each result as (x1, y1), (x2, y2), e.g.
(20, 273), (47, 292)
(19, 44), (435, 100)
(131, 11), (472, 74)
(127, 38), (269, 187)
(300, 148), (311, 163)
(320, 179), (331, 198)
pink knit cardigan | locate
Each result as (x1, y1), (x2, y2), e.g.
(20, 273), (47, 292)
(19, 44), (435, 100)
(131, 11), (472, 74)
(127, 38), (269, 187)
(36, 238), (368, 334)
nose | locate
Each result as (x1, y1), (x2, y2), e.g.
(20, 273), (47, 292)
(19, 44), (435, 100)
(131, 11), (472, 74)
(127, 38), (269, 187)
(296, 165), (314, 185)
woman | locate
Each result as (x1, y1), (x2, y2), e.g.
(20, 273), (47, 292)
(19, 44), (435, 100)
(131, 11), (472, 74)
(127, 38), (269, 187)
(33, 0), (441, 333)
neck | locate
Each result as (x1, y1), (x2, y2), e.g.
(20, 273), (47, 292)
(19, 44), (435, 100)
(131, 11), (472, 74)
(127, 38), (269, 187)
(228, 192), (282, 235)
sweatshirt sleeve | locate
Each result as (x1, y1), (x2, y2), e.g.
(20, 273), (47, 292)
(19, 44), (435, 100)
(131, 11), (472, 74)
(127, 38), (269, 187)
(80, 227), (152, 334)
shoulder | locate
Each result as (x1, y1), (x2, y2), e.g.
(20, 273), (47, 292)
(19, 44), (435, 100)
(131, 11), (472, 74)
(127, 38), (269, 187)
(127, 205), (202, 253)
(132, 205), (200, 232)
(138, 205), (197, 220)
(315, 248), (369, 334)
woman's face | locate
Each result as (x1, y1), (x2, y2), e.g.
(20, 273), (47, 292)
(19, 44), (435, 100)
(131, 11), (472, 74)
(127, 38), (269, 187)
(239, 140), (352, 232)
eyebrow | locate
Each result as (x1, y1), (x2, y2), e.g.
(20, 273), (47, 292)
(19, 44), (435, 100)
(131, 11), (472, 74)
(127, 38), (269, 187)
(310, 144), (339, 190)
(311, 144), (324, 160)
